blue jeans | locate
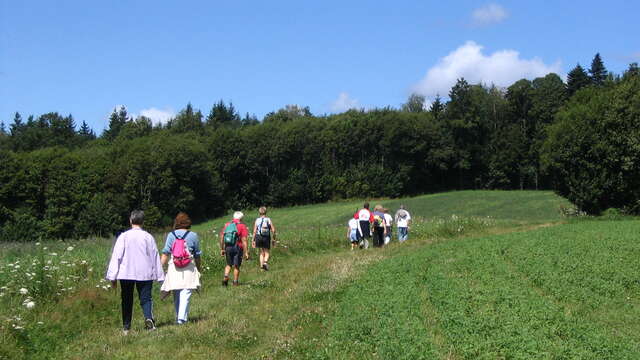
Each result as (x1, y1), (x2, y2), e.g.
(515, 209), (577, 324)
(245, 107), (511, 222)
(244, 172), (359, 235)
(398, 227), (409, 242)
(120, 280), (154, 330)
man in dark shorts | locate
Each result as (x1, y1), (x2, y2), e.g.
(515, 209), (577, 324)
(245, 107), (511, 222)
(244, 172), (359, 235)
(354, 202), (374, 249)
(220, 211), (249, 286)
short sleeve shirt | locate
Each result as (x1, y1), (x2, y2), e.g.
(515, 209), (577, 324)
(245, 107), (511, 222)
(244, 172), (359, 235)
(162, 229), (202, 258)
(221, 220), (249, 249)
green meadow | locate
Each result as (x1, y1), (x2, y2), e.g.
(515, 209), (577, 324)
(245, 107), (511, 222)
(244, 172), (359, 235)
(3, 190), (640, 359)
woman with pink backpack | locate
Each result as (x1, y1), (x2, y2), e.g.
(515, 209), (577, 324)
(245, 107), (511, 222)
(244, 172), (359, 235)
(160, 212), (202, 325)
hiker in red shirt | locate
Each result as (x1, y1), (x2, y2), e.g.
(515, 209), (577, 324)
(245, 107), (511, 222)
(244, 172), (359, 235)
(219, 211), (249, 286)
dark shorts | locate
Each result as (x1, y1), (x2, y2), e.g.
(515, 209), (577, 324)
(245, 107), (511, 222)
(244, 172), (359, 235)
(359, 221), (371, 238)
(225, 245), (243, 267)
(255, 234), (271, 249)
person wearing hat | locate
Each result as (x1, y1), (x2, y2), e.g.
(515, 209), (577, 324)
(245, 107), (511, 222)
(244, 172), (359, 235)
(219, 211), (249, 286)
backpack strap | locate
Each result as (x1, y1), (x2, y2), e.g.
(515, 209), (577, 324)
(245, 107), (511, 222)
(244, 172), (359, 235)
(172, 230), (190, 240)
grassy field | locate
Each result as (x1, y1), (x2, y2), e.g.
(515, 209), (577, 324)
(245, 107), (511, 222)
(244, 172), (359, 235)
(7, 190), (638, 359)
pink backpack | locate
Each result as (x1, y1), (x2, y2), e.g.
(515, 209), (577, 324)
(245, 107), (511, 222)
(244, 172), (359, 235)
(171, 231), (191, 268)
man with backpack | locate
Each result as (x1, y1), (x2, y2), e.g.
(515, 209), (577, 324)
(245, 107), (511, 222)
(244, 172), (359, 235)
(220, 211), (249, 286)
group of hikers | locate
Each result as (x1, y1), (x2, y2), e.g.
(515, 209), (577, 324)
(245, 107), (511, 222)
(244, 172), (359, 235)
(105, 203), (410, 333)
(349, 202), (412, 250)
(105, 207), (276, 334)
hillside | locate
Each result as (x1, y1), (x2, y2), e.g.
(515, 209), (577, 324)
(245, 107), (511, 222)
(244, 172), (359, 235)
(8, 191), (638, 359)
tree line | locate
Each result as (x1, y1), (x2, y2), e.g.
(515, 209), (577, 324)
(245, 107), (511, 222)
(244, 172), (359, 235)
(1, 54), (639, 240)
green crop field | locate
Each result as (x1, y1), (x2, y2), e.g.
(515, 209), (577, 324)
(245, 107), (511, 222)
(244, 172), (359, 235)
(4, 190), (638, 359)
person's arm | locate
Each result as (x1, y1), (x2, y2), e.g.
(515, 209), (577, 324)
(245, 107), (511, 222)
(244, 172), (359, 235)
(106, 234), (125, 289)
(160, 233), (172, 266)
(219, 231), (225, 257)
(270, 221), (277, 247)
(148, 234), (165, 282)
(242, 236), (249, 259)
(161, 254), (169, 266)
(252, 221), (258, 248)
(192, 233), (203, 272)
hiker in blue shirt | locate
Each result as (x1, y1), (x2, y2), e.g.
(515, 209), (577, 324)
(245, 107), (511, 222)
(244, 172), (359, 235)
(160, 212), (202, 325)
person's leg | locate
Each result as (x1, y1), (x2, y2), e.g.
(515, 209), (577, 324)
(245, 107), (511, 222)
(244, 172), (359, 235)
(233, 266), (240, 282)
(136, 280), (154, 324)
(177, 289), (192, 323)
(259, 248), (265, 268)
(173, 290), (180, 320)
(120, 280), (135, 330)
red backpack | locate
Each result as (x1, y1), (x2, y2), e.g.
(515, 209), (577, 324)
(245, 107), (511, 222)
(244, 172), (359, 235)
(171, 231), (191, 268)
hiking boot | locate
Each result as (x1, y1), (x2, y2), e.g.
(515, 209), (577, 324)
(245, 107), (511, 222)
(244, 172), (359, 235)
(144, 318), (156, 331)
(222, 278), (229, 287)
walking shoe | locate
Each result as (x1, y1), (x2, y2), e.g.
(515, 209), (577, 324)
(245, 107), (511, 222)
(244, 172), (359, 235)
(144, 318), (156, 330)
(222, 278), (229, 287)
(123, 329), (129, 336)
(232, 280), (239, 286)
(263, 263), (269, 271)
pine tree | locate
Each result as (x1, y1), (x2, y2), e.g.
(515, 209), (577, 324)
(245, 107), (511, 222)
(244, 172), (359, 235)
(567, 64), (591, 97)
(9, 112), (23, 137)
(589, 53), (607, 86)
(429, 95), (445, 120)
(206, 100), (241, 128)
(103, 106), (129, 140)
(79, 121), (96, 140)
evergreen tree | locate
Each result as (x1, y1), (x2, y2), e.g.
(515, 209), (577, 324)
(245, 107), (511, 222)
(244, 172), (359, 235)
(170, 103), (203, 133)
(206, 100), (241, 128)
(624, 62), (639, 79)
(241, 113), (259, 126)
(566, 64), (591, 97)
(103, 106), (129, 140)
(429, 95), (445, 120)
(78, 121), (96, 140)
(589, 53), (607, 86)
(9, 112), (24, 137)
(402, 93), (425, 113)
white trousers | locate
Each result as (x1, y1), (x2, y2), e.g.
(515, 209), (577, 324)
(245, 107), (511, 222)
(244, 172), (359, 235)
(173, 289), (192, 323)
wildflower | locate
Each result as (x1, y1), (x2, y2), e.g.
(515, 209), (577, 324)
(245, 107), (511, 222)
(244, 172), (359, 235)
(37, 321), (44, 325)
(81, 260), (87, 265)
(24, 300), (35, 309)
(13, 324), (23, 330)
(50, 252), (58, 256)
(35, 242), (41, 246)
(66, 246), (74, 251)
(19, 288), (28, 295)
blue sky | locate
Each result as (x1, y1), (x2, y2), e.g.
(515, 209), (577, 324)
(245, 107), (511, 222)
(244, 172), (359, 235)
(1, 1), (638, 133)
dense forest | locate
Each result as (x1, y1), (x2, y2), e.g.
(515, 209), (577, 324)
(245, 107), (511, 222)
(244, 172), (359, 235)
(1, 54), (639, 240)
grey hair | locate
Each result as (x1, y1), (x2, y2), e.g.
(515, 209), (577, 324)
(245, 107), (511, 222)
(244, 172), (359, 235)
(130, 210), (145, 225)
(233, 211), (244, 220)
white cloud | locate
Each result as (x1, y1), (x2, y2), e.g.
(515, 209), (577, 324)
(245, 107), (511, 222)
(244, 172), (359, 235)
(138, 107), (175, 125)
(472, 3), (508, 26)
(412, 41), (562, 98)
(329, 92), (360, 112)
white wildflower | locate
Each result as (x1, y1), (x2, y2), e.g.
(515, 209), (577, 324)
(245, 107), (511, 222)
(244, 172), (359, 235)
(35, 242), (41, 246)
(66, 246), (74, 251)
(19, 288), (28, 295)
(50, 253), (57, 256)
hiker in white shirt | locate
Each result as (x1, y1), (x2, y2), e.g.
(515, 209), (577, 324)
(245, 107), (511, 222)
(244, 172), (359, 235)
(394, 205), (412, 242)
